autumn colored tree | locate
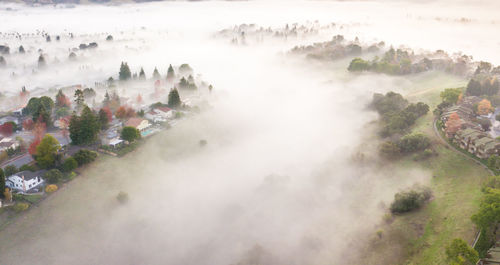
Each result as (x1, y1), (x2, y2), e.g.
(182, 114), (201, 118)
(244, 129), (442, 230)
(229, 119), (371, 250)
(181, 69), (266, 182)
(136, 94), (143, 104)
(115, 106), (136, 120)
(0, 122), (14, 136)
(29, 121), (46, 155)
(477, 99), (494, 115)
(445, 112), (462, 138)
(22, 119), (34, 131)
(55, 89), (71, 108)
(98, 108), (111, 130)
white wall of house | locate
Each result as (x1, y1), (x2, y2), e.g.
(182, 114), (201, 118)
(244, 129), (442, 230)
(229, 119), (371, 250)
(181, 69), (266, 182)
(6, 175), (44, 192)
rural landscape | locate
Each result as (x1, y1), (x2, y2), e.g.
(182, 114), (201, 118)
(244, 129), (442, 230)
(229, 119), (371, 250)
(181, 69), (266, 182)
(0, 0), (500, 264)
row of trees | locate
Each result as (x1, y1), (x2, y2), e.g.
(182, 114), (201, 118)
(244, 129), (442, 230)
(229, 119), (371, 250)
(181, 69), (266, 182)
(379, 132), (431, 159)
(119, 62), (180, 82)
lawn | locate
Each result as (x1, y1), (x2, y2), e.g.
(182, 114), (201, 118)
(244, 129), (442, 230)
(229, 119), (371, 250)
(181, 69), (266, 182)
(361, 71), (489, 264)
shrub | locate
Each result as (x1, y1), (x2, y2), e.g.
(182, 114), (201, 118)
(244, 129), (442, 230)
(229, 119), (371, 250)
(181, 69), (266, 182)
(61, 157), (78, 172)
(121, 126), (141, 142)
(43, 169), (63, 184)
(4, 165), (18, 176)
(73, 149), (97, 165)
(13, 202), (29, 212)
(379, 141), (400, 159)
(116, 191), (129, 204)
(398, 133), (431, 153)
(390, 186), (432, 213)
(45, 184), (58, 193)
(19, 164), (36, 172)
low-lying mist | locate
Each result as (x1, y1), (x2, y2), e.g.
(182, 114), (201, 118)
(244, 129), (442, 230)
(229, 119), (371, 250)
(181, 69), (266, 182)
(0, 0), (497, 264)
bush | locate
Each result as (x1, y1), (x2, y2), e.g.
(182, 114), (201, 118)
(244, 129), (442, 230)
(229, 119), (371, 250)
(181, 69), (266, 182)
(13, 202), (29, 212)
(398, 133), (431, 153)
(19, 164), (36, 172)
(45, 184), (58, 193)
(73, 149), (97, 165)
(43, 169), (63, 184)
(61, 157), (78, 172)
(4, 165), (18, 176)
(121, 126), (141, 142)
(379, 141), (400, 159)
(390, 186), (432, 213)
(116, 191), (129, 204)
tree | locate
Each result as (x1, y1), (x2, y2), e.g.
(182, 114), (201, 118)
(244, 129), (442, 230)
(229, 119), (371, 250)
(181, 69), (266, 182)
(0, 122), (14, 136)
(348, 58), (371, 72)
(4, 165), (17, 176)
(390, 186), (432, 213)
(4, 188), (11, 202)
(445, 238), (479, 265)
(35, 134), (60, 169)
(115, 106), (136, 120)
(0, 56), (6, 67)
(121, 126), (141, 142)
(178, 63), (193, 75)
(477, 99), (493, 115)
(69, 106), (100, 145)
(379, 141), (400, 159)
(61, 157), (78, 172)
(398, 132), (431, 153)
(56, 90), (71, 108)
(38, 54), (46, 68)
(116, 191), (129, 204)
(43, 169), (63, 184)
(152, 67), (160, 80)
(445, 112), (462, 138)
(139, 67), (146, 80)
(168, 88), (181, 108)
(23, 119), (34, 131)
(73, 149), (97, 165)
(98, 108), (110, 130)
(119, 62), (131, 81)
(0, 168), (5, 199)
(440, 88), (462, 104)
(19, 45), (25, 53)
(74, 89), (84, 110)
(166, 64), (175, 82)
(102, 91), (111, 107)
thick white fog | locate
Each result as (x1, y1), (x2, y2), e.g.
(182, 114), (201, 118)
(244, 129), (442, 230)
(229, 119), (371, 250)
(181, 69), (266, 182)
(0, 0), (498, 264)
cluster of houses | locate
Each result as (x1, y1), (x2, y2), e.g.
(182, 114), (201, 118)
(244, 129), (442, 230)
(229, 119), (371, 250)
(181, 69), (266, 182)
(441, 96), (500, 159)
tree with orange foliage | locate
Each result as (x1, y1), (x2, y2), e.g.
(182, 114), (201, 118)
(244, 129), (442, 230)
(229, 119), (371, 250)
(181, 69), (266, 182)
(29, 122), (46, 156)
(136, 94), (143, 104)
(23, 119), (34, 131)
(55, 89), (71, 108)
(115, 106), (136, 120)
(445, 112), (462, 138)
(477, 99), (494, 115)
(0, 123), (14, 136)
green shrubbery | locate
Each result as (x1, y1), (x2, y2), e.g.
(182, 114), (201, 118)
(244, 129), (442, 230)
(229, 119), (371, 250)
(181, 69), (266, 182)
(390, 186), (432, 213)
(73, 149), (97, 165)
(43, 169), (63, 184)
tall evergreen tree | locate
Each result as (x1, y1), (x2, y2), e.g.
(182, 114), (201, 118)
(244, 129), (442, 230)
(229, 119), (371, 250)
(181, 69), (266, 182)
(38, 54), (46, 68)
(0, 56), (5, 67)
(103, 91), (111, 107)
(119, 62), (131, 81)
(98, 108), (109, 130)
(0, 168), (5, 199)
(166, 64), (175, 82)
(69, 106), (100, 145)
(152, 67), (160, 80)
(139, 67), (146, 80)
(168, 88), (181, 108)
(74, 89), (85, 110)
(19, 45), (25, 54)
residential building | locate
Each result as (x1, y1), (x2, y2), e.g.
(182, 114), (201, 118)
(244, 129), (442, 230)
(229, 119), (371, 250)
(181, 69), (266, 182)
(5, 170), (46, 193)
(125, 117), (151, 132)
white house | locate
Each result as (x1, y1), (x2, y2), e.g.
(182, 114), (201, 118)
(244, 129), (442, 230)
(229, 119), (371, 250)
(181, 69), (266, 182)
(0, 137), (19, 152)
(125, 117), (151, 132)
(5, 170), (45, 193)
(144, 106), (174, 123)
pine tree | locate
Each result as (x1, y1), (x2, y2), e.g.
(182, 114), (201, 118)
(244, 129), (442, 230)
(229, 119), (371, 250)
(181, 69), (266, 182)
(139, 67), (146, 80)
(168, 88), (181, 108)
(69, 106), (100, 145)
(152, 67), (160, 80)
(0, 56), (5, 67)
(74, 89), (85, 110)
(19, 45), (25, 53)
(103, 91), (111, 107)
(119, 62), (131, 81)
(0, 168), (5, 199)
(166, 64), (175, 82)
(38, 55), (46, 68)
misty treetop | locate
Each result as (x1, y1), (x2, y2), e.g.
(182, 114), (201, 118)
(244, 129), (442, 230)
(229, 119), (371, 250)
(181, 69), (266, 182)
(371, 92), (429, 137)
(69, 105), (101, 145)
(168, 88), (182, 108)
(119, 62), (132, 81)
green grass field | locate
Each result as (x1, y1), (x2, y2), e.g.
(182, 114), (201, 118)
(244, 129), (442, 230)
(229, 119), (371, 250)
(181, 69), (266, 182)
(361, 71), (489, 264)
